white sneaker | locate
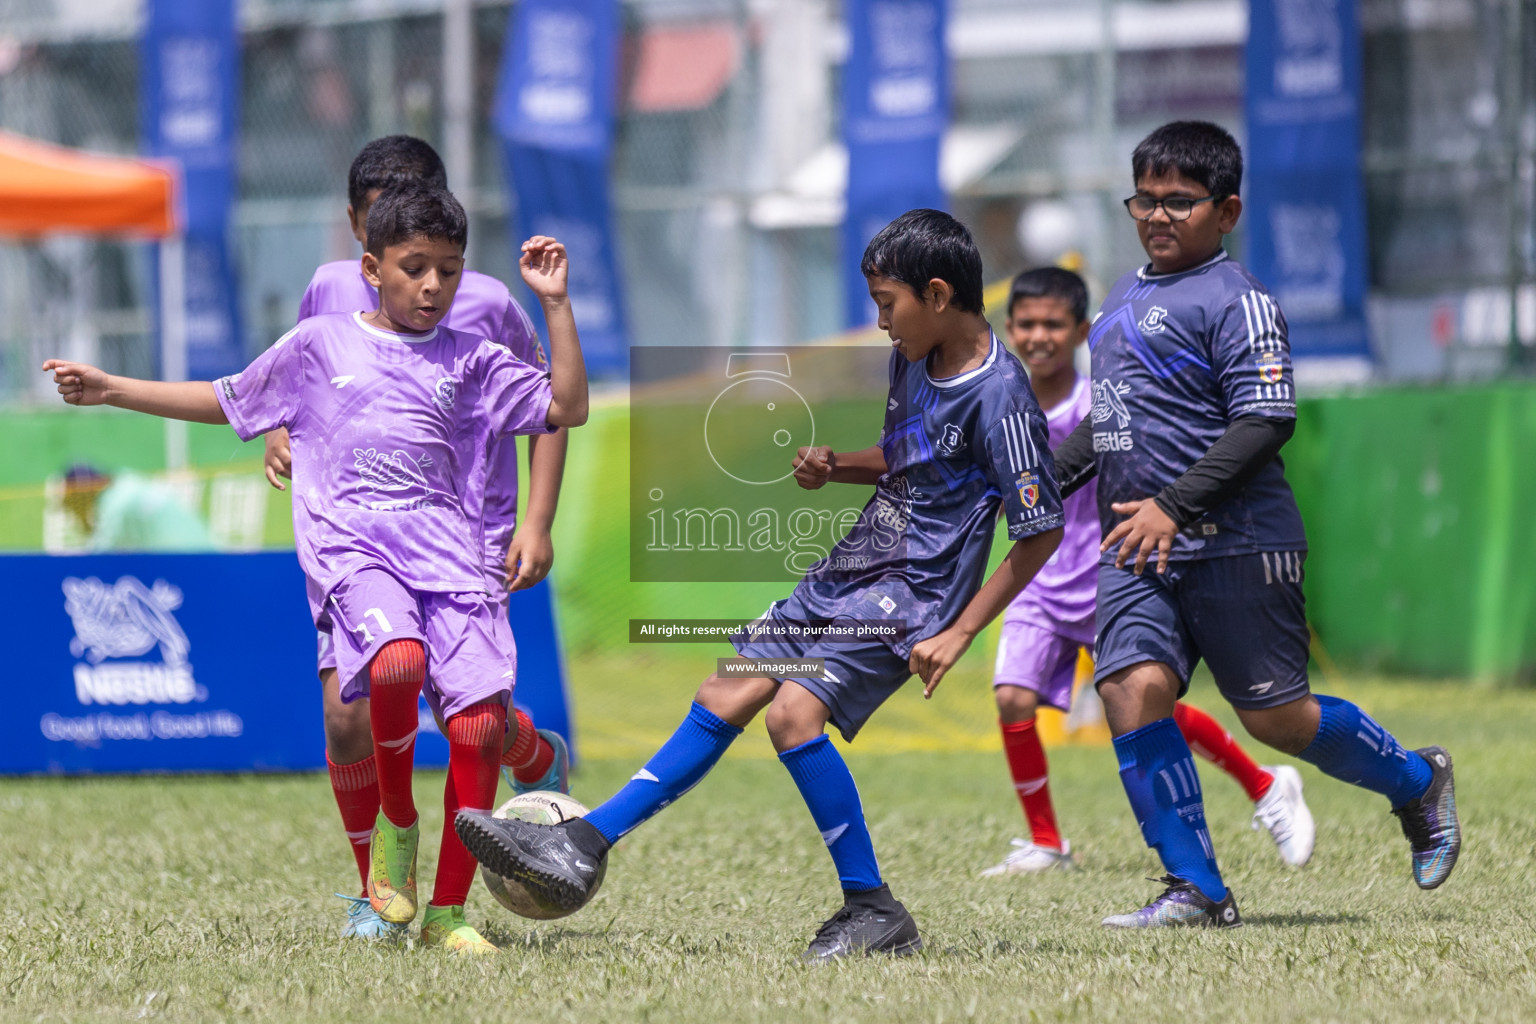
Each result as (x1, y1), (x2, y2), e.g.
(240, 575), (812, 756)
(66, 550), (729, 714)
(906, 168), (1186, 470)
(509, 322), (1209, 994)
(980, 838), (1076, 877)
(1251, 765), (1315, 868)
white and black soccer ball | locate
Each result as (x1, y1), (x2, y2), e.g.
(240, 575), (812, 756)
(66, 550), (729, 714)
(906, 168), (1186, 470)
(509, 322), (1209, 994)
(478, 792), (605, 920)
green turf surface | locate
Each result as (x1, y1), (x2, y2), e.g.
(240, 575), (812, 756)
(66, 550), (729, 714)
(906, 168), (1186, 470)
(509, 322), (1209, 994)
(3, 676), (1532, 1023)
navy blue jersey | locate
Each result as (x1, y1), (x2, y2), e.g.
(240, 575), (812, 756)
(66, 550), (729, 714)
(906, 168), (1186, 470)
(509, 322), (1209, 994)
(786, 336), (1064, 658)
(1088, 250), (1306, 561)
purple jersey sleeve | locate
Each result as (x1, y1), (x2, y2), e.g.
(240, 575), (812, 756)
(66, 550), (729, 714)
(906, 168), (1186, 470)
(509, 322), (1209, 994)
(476, 342), (555, 438)
(500, 298), (548, 370)
(214, 327), (306, 441)
(1214, 290), (1296, 420)
(981, 407), (1064, 542)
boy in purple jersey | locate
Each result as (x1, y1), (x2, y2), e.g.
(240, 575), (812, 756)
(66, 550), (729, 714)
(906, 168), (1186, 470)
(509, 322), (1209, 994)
(263, 137), (569, 938)
(45, 184), (590, 955)
(455, 210), (1065, 960)
(1052, 121), (1459, 928)
(983, 266), (1314, 877)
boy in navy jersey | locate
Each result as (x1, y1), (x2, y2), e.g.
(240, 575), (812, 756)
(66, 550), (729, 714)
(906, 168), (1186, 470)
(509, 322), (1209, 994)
(1052, 121), (1460, 927)
(457, 210), (1066, 959)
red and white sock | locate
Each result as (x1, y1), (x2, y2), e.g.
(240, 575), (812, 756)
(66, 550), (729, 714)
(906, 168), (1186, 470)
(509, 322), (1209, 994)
(433, 701), (506, 907)
(1173, 702), (1274, 802)
(327, 754), (380, 895)
(1000, 718), (1062, 851)
(368, 639), (426, 828)
(501, 707), (556, 784)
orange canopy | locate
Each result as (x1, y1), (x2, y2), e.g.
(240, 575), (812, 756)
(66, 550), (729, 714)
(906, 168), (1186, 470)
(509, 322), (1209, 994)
(0, 130), (177, 238)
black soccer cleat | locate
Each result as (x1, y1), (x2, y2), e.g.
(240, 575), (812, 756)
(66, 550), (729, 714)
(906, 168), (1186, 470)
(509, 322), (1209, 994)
(455, 810), (607, 913)
(1101, 875), (1243, 929)
(1392, 746), (1461, 890)
(803, 886), (923, 962)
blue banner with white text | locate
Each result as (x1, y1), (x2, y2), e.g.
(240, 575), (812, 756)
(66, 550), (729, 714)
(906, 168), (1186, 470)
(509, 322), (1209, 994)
(139, 0), (244, 380)
(1244, 0), (1371, 359)
(0, 554), (574, 775)
(494, 0), (628, 379)
(841, 0), (949, 328)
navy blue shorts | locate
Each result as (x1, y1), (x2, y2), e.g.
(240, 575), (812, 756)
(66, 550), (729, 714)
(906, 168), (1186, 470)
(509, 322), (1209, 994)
(732, 598), (912, 742)
(1093, 552), (1311, 710)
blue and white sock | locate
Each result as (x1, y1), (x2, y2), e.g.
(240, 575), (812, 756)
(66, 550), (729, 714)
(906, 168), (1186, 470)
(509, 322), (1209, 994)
(1298, 694), (1432, 808)
(1114, 717), (1226, 902)
(779, 735), (883, 893)
(583, 702), (743, 844)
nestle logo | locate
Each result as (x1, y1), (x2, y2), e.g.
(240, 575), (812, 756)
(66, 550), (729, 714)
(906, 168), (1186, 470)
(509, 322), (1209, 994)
(73, 662), (201, 706)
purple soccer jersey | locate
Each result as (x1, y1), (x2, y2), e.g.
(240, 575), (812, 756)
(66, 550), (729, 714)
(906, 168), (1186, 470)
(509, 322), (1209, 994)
(1088, 250), (1307, 561)
(1003, 373), (1097, 632)
(299, 261), (547, 584)
(215, 311), (555, 612)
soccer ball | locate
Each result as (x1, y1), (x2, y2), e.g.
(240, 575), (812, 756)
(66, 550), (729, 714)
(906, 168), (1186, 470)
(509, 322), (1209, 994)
(478, 792), (605, 920)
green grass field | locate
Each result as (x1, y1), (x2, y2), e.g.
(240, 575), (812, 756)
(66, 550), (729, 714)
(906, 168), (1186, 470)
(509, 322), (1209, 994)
(3, 673), (1534, 1024)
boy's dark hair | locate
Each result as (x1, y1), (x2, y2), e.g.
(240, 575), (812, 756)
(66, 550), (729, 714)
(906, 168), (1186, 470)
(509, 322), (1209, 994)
(348, 135), (448, 211)
(1131, 121), (1243, 199)
(1008, 266), (1089, 324)
(364, 183), (468, 258)
(860, 209), (984, 314)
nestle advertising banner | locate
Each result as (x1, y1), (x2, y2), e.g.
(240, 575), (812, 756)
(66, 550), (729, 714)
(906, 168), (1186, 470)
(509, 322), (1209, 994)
(139, 0), (244, 380)
(494, 0), (628, 378)
(841, 0), (949, 328)
(1244, 0), (1371, 359)
(0, 555), (572, 774)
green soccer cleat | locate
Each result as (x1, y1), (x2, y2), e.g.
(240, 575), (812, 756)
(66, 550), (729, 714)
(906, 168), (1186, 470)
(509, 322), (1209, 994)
(420, 904), (499, 956)
(368, 813), (420, 925)
(503, 728), (571, 796)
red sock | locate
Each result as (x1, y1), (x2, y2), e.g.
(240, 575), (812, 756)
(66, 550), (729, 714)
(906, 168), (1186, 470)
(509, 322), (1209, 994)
(433, 702), (506, 907)
(327, 754), (380, 895)
(1000, 718), (1061, 850)
(368, 639), (426, 828)
(1173, 702), (1274, 802)
(501, 707), (555, 784)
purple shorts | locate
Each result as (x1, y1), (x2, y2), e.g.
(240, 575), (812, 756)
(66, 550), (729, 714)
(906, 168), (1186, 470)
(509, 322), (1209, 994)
(322, 568), (517, 721)
(993, 616), (1093, 712)
(316, 587), (510, 677)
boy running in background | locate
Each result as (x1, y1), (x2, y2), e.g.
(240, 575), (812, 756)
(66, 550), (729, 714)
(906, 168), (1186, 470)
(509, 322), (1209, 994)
(457, 209), (1065, 960)
(46, 185), (589, 954)
(1052, 121), (1459, 928)
(984, 266), (1313, 876)
(265, 137), (571, 940)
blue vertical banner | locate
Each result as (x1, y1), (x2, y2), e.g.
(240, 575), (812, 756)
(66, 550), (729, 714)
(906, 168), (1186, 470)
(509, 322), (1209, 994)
(841, 0), (949, 328)
(494, 0), (628, 378)
(1244, 0), (1371, 359)
(139, 0), (244, 380)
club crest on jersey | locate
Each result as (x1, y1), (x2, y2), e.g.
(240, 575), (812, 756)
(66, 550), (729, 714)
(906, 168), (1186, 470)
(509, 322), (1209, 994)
(1016, 470), (1040, 508)
(936, 422), (966, 457)
(434, 377), (458, 412)
(1137, 305), (1170, 334)
(1256, 352), (1284, 383)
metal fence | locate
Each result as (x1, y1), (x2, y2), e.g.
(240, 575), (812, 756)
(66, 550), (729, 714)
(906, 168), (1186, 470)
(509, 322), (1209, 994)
(0, 0), (1530, 404)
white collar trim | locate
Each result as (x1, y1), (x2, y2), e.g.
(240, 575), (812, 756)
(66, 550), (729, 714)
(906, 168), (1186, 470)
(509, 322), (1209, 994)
(925, 334), (999, 389)
(1044, 374), (1088, 422)
(352, 311), (439, 344)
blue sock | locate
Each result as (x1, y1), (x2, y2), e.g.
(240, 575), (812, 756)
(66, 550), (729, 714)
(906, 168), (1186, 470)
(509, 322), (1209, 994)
(1113, 718), (1226, 902)
(779, 735), (882, 892)
(583, 702), (743, 844)
(1298, 695), (1432, 808)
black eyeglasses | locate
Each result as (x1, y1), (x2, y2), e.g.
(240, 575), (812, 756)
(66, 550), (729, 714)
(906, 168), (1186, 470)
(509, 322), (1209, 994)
(1123, 194), (1220, 222)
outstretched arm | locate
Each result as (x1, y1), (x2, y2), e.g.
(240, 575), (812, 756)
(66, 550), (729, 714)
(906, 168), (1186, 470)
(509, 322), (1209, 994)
(43, 361), (227, 424)
(908, 527), (1063, 697)
(520, 236), (589, 428)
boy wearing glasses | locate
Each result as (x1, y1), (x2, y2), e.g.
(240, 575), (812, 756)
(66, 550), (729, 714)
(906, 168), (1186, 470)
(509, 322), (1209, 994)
(1052, 121), (1460, 927)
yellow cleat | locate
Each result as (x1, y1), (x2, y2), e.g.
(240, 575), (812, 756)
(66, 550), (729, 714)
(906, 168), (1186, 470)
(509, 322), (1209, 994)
(420, 904), (499, 955)
(368, 813), (420, 925)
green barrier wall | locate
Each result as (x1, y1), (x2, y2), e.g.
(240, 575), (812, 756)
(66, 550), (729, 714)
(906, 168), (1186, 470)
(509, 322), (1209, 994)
(4, 383), (1534, 679)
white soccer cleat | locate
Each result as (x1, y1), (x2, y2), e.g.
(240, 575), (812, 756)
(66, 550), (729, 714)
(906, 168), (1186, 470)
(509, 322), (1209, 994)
(980, 838), (1077, 877)
(1252, 765), (1315, 868)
